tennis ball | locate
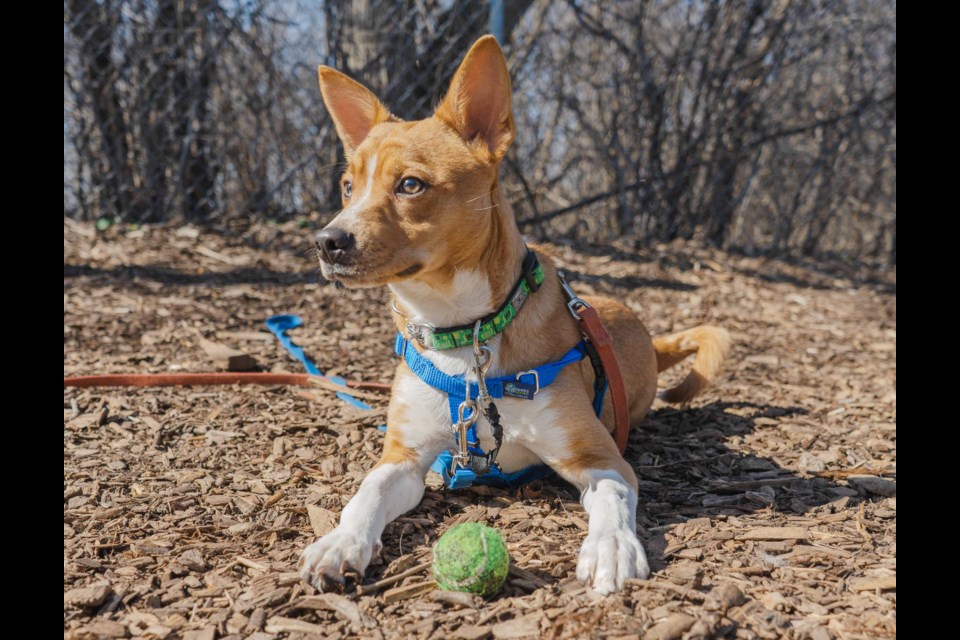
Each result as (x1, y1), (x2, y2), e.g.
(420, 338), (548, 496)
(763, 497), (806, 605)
(432, 523), (510, 597)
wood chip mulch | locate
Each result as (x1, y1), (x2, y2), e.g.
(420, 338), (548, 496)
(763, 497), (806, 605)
(64, 218), (896, 639)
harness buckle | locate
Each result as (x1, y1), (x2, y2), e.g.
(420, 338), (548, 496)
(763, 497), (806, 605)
(451, 451), (471, 472)
(447, 465), (477, 489)
(503, 369), (540, 401)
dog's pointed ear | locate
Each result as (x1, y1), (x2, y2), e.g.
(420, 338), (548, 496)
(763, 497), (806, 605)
(318, 66), (395, 157)
(435, 35), (515, 161)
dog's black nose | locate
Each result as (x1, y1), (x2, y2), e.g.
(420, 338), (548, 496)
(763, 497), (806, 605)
(316, 227), (356, 263)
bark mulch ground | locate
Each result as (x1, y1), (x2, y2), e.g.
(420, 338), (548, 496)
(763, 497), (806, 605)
(64, 218), (896, 640)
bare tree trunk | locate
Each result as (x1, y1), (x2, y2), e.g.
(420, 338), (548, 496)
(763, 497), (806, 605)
(66, 0), (136, 218)
(705, 0), (789, 246)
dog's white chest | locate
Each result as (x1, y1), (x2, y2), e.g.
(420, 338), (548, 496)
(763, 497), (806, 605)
(394, 341), (562, 473)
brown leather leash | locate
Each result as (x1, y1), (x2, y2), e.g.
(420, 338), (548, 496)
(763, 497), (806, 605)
(559, 272), (630, 455)
(63, 372), (391, 392)
(65, 273), (627, 456)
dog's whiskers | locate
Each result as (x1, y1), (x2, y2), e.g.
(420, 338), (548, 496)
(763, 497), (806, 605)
(464, 192), (490, 204)
(315, 161), (348, 175)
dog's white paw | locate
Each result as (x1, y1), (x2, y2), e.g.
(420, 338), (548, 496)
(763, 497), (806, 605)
(576, 528), (650, 594)
(298, 527), (380, 591)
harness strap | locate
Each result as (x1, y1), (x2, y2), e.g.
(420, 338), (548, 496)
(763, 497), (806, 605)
(429, 450), (555, 489)
(580, 339), (609, 418)
(394, 335), (586, 401)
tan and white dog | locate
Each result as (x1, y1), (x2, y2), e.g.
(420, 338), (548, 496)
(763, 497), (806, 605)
(299, 36), (730, 594)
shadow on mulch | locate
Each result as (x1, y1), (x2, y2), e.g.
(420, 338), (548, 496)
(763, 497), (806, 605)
(632, 401), (848, 573)
(732, 264), (896, 295)
(569, 239), (896, 295)
(371, 400), (847, 592)
(564, 268), (699, 292)
(64, 263), (320, 287)
(63, 255), (698, 295)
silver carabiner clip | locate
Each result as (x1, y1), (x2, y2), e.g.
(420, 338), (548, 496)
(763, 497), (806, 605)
(471, 319), (495, 406)
(557, 270), (591, 320)
(457, 398), (479, 427)
(472, 319), (485, 358)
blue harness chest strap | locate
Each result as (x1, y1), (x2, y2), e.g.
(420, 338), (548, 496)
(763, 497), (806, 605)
(394, 335), (607, 489)
(395, 335), (588, 401)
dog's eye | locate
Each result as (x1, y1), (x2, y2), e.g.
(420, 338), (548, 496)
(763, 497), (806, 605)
(398, 177), (425, 195)
(342, 181), (352, 199)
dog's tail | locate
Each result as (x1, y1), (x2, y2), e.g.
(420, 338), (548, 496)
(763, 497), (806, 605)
(653, 325), (732, 404)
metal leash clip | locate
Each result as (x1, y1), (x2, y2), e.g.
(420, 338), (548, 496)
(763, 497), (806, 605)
(451, 395), (479, 471)
(449, 390), (481, 487)
(447, 321), (499, 488)
(557, 270), (592, 320)
(391, 301), (436, 349)
(472, 320), (494, 410)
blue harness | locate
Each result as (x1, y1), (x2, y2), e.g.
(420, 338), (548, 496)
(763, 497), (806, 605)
(395, 334), (608, 489)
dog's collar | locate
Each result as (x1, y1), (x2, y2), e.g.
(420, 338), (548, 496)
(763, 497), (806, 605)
(394, 250), (545, 350)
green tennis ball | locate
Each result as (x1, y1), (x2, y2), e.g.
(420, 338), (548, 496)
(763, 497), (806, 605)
(432, 523), (510, 597)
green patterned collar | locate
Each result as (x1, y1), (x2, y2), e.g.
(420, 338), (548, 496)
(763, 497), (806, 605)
(396, 250), (545, 350)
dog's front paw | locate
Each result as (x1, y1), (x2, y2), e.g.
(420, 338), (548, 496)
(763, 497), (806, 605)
(576, 529), (650, 594)
(298, 527), (379, 591)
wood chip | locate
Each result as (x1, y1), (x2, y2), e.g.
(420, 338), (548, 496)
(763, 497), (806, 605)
(179, 549), (207, 571)
(264, 616), (330, 635)
(454, 624), (493, 640)
(745, 354), (779, 367)
(236, 556), (270, 572)
(789, 544), (853, 559)
(739, 527), (811, 540)
(72, 620), (128, 638)
(644, 613), (696, 640)
(198, 337), (258, 371)
(298, 593), (377, 627)
(64, 584), (113, 608)
(307, 505), (337, 537)
(704, 583), (746, 611)
(357, 562), (431, 595)
(431, 589), (482, 609)
(215, 330), (273, 342)
(195, 244), (249, 266)
(383, 580), (436, 604)
(492, 614), (541, 639)
(507, 564), (549, 587)
(849, 575), (896, 591)
(182, 629), (216, 640)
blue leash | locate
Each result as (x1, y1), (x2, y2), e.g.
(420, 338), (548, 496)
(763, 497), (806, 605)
(264, 314), (375, 412)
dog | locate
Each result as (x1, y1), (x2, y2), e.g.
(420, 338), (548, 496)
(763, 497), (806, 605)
(299, 35), (731, 595)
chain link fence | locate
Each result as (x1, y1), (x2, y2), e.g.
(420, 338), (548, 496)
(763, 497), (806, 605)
(64, 0), (896, 262)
